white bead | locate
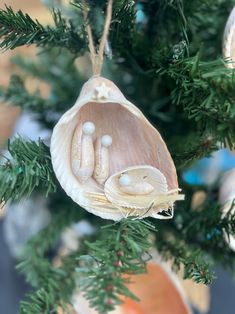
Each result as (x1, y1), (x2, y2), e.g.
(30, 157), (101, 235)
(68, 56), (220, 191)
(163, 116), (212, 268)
(119, 174), (131, 187)
(101, 135), (112, 147)
(82, 121), (95, 135)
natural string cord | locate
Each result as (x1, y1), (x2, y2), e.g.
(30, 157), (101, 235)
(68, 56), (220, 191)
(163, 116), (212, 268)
(83, 0), (113, 76)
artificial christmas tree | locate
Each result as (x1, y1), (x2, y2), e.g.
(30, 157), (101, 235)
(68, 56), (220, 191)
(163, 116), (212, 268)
(0, 1), (235, 313)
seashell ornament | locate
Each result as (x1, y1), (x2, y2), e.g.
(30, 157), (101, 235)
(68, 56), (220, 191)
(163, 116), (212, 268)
(50, 0), (184, 221)
(219, 169), (235, 251)
(51, 76), (184, 220)
(223, 6), (235, 68)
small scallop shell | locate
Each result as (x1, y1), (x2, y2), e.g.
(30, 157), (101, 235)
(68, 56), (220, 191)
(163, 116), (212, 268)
(104, 165), (182, 218)
(223, 6), (235, 68)
(50, 76), (183, 220)
(105, 166), (167, 207)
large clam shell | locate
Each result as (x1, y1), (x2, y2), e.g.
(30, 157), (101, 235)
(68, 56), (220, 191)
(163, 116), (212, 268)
(50, 76), (182, 220)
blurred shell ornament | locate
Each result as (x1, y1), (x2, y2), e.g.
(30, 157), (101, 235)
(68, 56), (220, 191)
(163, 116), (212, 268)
(223, 6), (235, 68)
(3, 197), (50, 258)
(219, 168), (235, 251)
(51, 77), (184, 220)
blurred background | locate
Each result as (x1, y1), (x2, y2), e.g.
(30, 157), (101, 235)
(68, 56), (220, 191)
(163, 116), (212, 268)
(0, 1), (235, 314)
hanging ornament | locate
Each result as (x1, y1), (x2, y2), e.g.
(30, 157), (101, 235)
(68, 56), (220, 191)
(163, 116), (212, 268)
(50, 0), (184, 221)
(223, 6), (235, 68)
(219, 168), (235, 251)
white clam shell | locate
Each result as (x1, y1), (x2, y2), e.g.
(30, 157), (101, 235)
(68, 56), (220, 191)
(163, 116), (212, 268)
(223, 6), (235, 68)
(50, 76), (181, 220)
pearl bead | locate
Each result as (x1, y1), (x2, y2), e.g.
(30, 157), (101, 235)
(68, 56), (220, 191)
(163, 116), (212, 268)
(82, 121), (95, 135)
(119, 174), (131, 187)
(101, 135), (112, 147)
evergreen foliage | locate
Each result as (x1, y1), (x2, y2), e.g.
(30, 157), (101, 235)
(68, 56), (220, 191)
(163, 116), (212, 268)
(0, 6), (86, 53)
(0, 0), (235, 313)
(17, 200), (87, 314)
(0, 138), (56, 203)
(77, 219), (155, 313)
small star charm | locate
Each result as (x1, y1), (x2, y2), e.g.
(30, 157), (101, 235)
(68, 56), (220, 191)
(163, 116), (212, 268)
(93, 83), (111, 100)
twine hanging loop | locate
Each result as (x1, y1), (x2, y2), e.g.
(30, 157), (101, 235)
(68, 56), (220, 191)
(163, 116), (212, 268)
(84, 0), (113, 76)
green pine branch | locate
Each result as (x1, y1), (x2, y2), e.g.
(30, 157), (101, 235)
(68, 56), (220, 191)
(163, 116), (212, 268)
(173, 133), (218, 168)
(158, 55), (235, 148)
(10, 50), (83, 114)
(0, 138), (56, 203)
(19, 253), (78, 314)
(156, 233), (215, 285)
(155, 191), (235, 284)
(17, 215), (155, 314)
(0, 6), (86, 53)
(17, 201), (88, 314)
(77, 219), (156, 314)
(0, 49), (84, 127)
(0, 75), (54, 113)
(177, 197), (235, 270)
